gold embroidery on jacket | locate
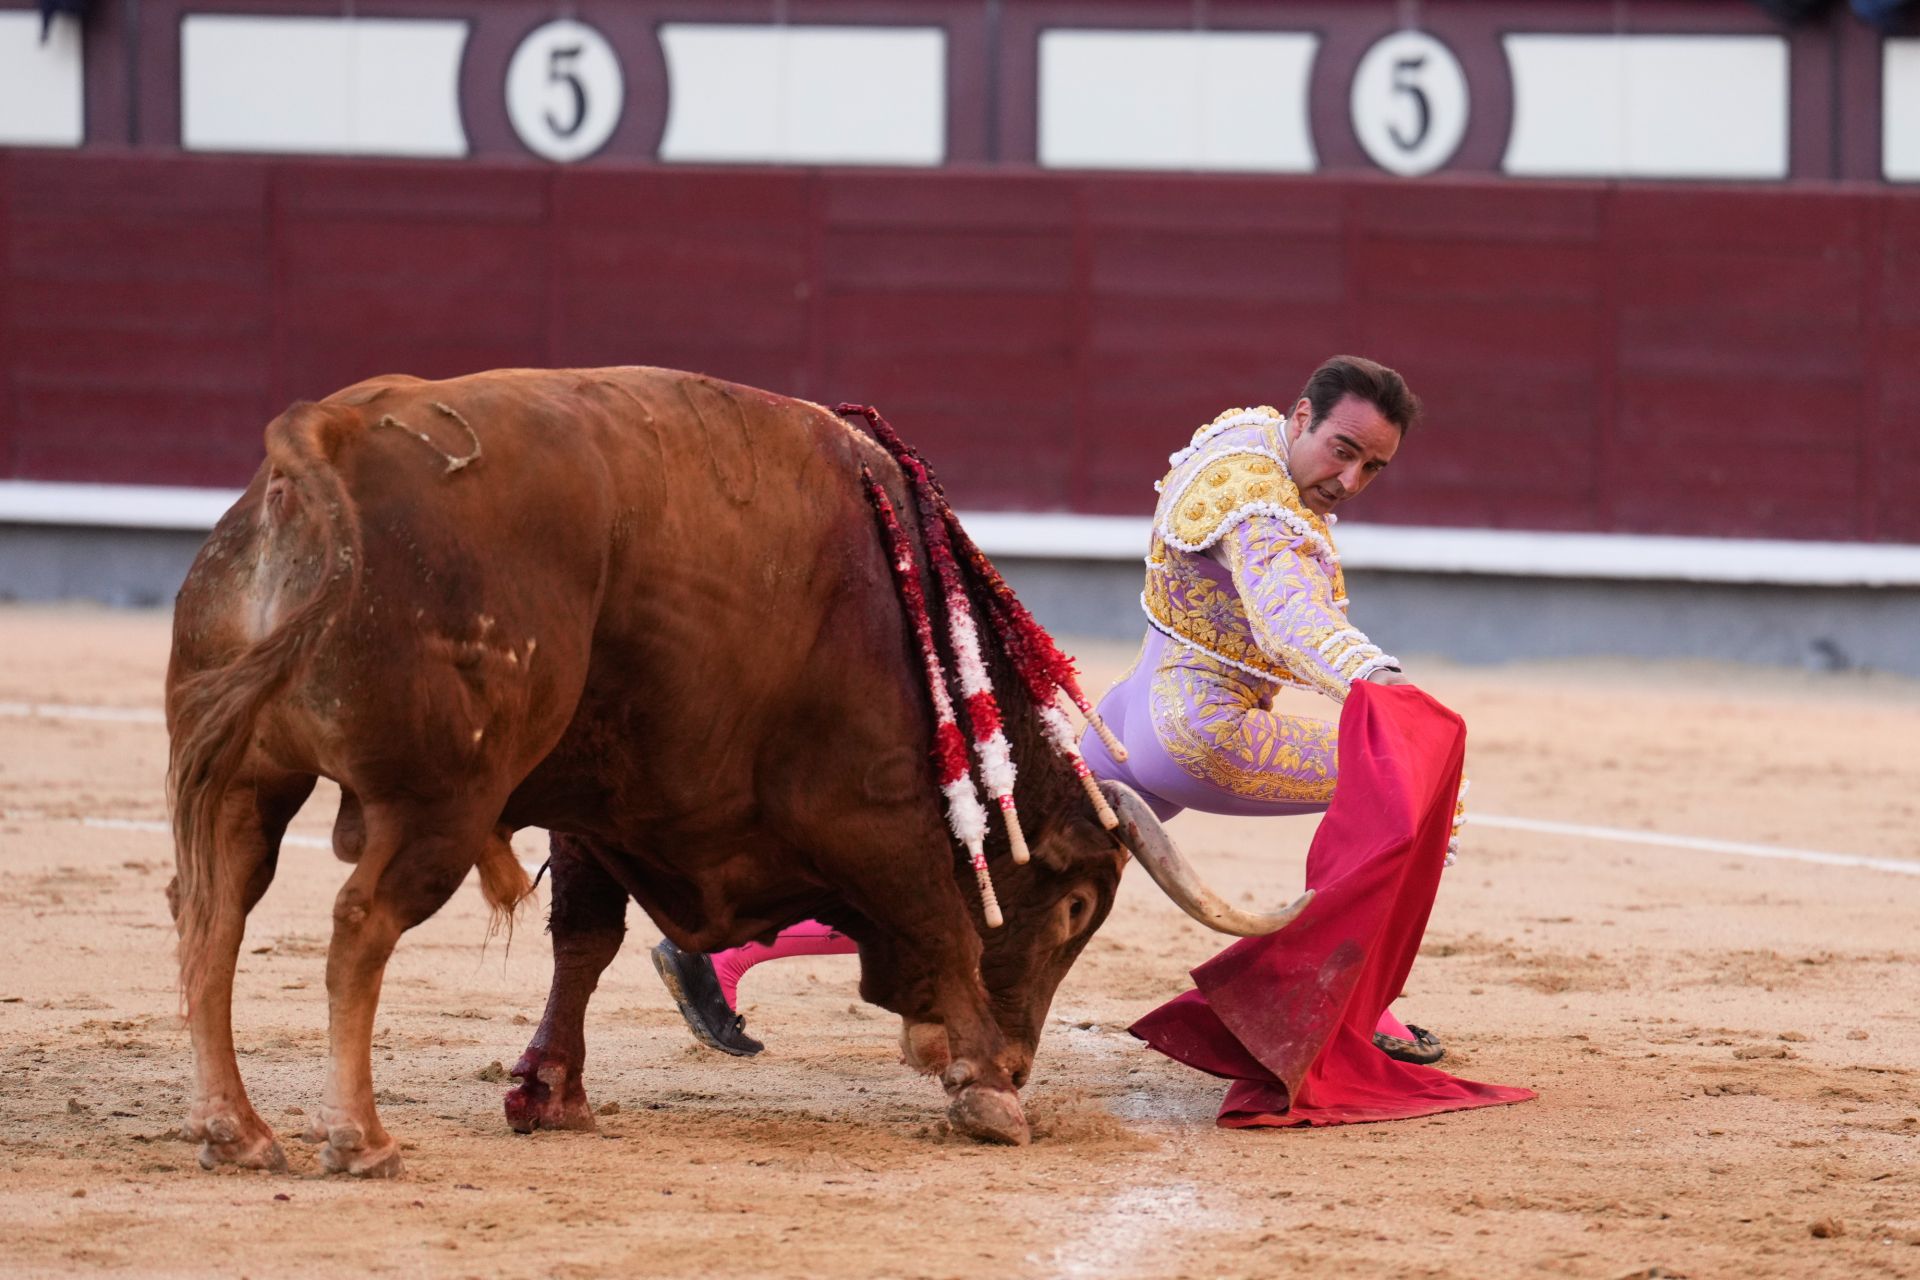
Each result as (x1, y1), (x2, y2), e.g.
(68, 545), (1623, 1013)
(1219, 520), (1372, 699)
(1166, 452), (1299, 548)
(1142, 546), (1311, 688)
(1148, 659), (1339, 804)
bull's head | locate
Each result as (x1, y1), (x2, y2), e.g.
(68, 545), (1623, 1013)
(915, 779), (1312, 1088)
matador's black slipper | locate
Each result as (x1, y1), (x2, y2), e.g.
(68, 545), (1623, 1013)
(651, 938), (765, 1057)
(1372, 1024), (1445, 1065)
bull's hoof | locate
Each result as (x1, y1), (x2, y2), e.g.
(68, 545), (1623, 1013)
(317, 1123), (404, 1179)
(948, 1085), (1030, 1146)
(183, 1107), (287, 1173)
(504, 1050), (596, 1133)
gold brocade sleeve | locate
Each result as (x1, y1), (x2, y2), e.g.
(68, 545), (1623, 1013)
(1218, 515), (1398, 702)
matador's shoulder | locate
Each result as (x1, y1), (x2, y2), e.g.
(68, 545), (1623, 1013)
(1162, 450), (1300, 550)
(1155, 407), (1321, 553)
(1166, 405), (1286, 467)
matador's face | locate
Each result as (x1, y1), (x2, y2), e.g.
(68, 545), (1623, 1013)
(1282, 393), (1402, 516)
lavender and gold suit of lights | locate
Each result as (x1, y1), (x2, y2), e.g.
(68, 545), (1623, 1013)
(1084, 406), (1466, 853)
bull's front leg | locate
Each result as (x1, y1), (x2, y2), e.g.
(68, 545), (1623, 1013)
(505, 834), (627, 1133)
(859, 931), (1031, 1146)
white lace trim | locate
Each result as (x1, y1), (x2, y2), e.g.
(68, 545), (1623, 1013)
(1156, 444), (1341, 575)
(1138, 600), (1320, 694)
(1162, 502), (1340, 577)
(1351, 652), (1402, 683)
(1156, 413), (1284, 493)
(1164, 409), (1285, 470)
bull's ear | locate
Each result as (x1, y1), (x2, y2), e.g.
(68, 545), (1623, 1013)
(1029, 802), (1128, 882)
(1099, 780), (1313, 937)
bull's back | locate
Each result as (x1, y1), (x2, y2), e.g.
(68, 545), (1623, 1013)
(493, 368), (927, 838)
(173, 365), (915, 830)
(346, 365), (885, 661)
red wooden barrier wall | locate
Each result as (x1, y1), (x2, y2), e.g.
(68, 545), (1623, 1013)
(3, 151), (1916, 541)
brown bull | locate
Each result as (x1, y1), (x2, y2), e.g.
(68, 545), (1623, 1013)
(167, 366), (1305, 1176)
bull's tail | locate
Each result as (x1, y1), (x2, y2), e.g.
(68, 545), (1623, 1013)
(167, 406), (362, 1002)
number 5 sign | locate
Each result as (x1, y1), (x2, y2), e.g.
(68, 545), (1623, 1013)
(506, 19), (625, 162)
(1350, 30), (1469, 177)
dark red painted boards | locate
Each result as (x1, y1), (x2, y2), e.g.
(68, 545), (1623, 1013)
(4, 153), (1914, 541)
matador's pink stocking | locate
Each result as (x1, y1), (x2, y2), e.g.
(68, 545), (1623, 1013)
(712, 921), (859, 1009)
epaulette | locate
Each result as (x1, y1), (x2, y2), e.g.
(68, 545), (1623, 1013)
(1160, 449), (1304, 551)
(1164, 405), (1286, 471)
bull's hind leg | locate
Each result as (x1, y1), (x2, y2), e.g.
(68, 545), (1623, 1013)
(174, 773), (316, 1171)
(304, 800), (500, 1178)
(505, 834), (627, 1133)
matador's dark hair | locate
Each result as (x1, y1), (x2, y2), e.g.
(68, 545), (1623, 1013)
(1299, 355), (1422, 433)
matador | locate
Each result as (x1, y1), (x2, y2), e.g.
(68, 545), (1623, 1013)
(1083, 354), (1456, 1064)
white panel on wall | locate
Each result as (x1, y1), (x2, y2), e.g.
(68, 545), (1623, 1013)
(182, 16), (468, 157)
(1887, 40), (1920, 182)
(1038, 29), (1318, 172)
(0, 13), (84, 147)
(1503, 34), (1788, 179)
(659, 25), (945, 166)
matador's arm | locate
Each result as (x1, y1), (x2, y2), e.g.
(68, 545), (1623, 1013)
(1215, 515), (1400, 702)
(1221, 517), (1461, 863)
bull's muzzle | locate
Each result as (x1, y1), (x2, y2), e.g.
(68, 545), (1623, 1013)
(1099, 779), (1313, 937)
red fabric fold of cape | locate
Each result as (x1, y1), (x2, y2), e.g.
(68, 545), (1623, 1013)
(1129, 682), (1535, 1127)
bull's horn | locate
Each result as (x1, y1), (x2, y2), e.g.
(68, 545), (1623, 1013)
(1099, 779), (1313, 937)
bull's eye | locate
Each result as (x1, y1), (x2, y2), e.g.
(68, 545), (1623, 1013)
(1052, 888), (1099, 946)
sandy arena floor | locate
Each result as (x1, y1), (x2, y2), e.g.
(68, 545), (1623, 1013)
(0, 604), (1915, 1279)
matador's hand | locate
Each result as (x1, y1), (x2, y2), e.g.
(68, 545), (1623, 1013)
(1446, 779), (1470, 868)
(1364, 667), (1411, 687)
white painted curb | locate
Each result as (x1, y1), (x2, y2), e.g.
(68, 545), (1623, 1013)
(5, 480), (1920, 588)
